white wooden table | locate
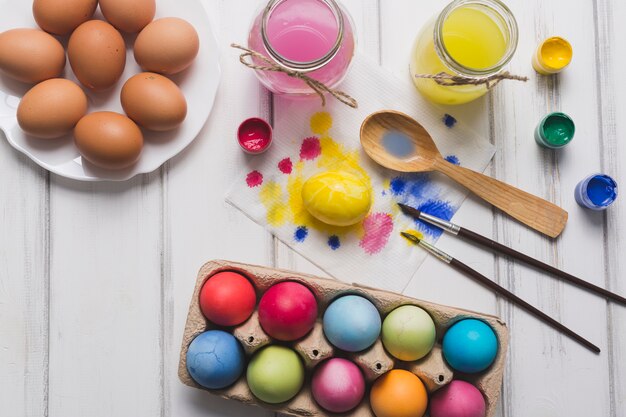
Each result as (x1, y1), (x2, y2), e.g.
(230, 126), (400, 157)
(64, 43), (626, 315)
(1, 1), (625, 416)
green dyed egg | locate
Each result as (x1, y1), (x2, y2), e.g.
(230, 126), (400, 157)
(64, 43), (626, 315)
(246, 345), (304, 403)
(382, 305), (436, 361)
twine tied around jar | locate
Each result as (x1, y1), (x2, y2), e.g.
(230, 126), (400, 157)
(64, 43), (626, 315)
(415, 71), (528, 89)
(231, 44), (358, 109)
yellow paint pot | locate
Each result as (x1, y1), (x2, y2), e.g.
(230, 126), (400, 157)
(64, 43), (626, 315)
(532, 36), (572, 74)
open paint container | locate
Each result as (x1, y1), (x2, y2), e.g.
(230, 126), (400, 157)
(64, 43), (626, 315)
(535, 112), (575, 149)
(179, 260), (509, 417)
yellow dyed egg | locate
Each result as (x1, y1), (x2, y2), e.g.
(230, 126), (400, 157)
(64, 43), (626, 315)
(302, 171), (372, 226)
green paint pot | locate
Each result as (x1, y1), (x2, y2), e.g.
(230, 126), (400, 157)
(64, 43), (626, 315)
(535, 112), (575, 149)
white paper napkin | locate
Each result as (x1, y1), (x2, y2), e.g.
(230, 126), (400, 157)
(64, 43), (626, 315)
(226, 53), (494, 292)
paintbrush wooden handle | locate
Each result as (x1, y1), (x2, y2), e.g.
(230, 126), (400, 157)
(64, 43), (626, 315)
(448, 258), (601, 353)
(434, 159), (568, 238)
(457, 227), (626, 306)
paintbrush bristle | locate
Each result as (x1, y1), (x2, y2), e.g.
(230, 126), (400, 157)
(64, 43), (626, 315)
(397, 203), (421, 217)
(400, 231), (421, 244)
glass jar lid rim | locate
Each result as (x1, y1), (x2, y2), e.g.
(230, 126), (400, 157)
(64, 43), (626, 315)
(261, 0), (345, 71)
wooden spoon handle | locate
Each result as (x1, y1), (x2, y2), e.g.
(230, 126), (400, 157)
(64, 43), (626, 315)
(434, 159), (568, 237)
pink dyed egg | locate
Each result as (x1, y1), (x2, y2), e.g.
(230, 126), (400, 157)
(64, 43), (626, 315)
(430, 380), (486, 417)
(312, 358), (365, 413)
(258, 281), (318, 341)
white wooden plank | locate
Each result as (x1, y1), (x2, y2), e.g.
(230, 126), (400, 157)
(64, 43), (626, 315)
(593, 0), (626, 415)
(490, 1), (612, 416)
(46, 175), (163, 416)
(165, 1), (274, 416)
(0, 141), (48, 416)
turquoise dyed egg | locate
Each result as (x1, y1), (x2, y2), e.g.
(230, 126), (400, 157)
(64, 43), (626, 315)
(382, 305), (436, 361)
(442, 319), (498, 373)
(323, 295), (381, 352)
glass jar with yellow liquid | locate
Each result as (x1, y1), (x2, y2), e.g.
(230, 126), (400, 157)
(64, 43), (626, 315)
(410, 0), (518, 105)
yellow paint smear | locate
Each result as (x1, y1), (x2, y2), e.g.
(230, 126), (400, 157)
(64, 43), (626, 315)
(259, 180), (288, 227)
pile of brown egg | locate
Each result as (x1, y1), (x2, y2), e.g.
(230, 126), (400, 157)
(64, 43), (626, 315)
(0, 0), (199, 170)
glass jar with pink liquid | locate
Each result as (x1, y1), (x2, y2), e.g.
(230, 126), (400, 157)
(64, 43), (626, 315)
(247, 0), (356, 96)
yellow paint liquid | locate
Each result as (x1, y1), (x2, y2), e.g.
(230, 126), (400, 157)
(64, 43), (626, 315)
(411, 4), (509, 105)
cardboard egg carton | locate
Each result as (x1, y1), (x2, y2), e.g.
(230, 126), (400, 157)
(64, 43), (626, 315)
(178, 260), (509, 417)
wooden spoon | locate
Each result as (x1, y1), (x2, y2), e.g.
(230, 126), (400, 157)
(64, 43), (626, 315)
(360, 110), (568, 238)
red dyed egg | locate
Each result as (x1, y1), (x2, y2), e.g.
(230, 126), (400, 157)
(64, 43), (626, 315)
(199, 271), (256, 326)
(258, 281), (318, 341)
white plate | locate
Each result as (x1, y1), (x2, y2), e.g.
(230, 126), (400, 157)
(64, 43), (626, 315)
(0, 0), (220, 181)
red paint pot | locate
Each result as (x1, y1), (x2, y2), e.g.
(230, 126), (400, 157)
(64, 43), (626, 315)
(237, 117), (272, 154)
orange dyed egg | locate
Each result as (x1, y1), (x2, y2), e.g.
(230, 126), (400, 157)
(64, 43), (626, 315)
(370, 370), (428, 417)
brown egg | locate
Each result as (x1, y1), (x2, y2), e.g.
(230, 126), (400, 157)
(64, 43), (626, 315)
(68, 20), (126, 91)
(74, 112), (144, 169)
(121, 72), (187, 131)
(33, 0), (98, 35)
(17, 78), (88, 139)
(99, 0), (156, 33)
(0, 28), (65, 84)
(134, 17), (199, 75)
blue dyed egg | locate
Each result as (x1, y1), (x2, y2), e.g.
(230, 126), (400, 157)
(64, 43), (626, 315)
(443, 319), (498, 373)
(323, 295), (381, 352)
(186, 330), (245, 389)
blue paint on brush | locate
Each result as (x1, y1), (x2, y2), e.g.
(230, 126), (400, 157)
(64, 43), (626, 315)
(328, 235), (341, 250)
(445, 155), (460, 165)
(381, 131), (415, 158)
(414, 200), (455, 238)
(294, 226), (308, 242)
(442, 114), (457, 128)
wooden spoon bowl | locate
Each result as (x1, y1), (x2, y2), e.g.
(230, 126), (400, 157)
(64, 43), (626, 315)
(360, 110), (568, 238)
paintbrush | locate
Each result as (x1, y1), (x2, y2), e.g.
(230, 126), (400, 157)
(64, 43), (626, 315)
(398, 203), (626, 306)
(400, 232), (601, 354)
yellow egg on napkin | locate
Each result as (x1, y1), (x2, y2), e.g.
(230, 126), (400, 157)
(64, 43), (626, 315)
(301, 171), (372, 226)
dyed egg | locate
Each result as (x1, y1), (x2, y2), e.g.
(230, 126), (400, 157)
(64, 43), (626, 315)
(370, 369), (428, 417)
(430, 380), (486, 417)
(323, 295), (381, 352)
(186, 330), (245, 389)
(258, 281), (317, 341)
(74, 112), (143, 169)
(301, 171), (372, 226)
(134, 17), (199, 75)
(17, 79), (87, 139)
(199, 271), (256, 327)
(382, 305), (436, 361)
(68, 20), (126, 91)
(99, 0), (156, 33)
(0, 28), (65, 84)
(443, 319), (498, 373)
(247, 345), (304, 403)
(33, 0), (97, 35)
(121, 72), (187, 131)
(312, 358), (365, 413)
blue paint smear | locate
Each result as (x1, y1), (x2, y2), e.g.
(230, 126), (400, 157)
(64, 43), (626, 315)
(587, 175), (617, 206)
(445, 155), (460, 165)
(328, 235), (341, 250)
(381, 130), (415, 158)
(415, 200), (455, 238)
(294, 226), (308, 242)
(390, 177), (407, 195)
(442, 114), (457, 128)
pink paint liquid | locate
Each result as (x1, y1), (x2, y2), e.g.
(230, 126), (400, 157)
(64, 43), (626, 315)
(248, 0), (356, 95)
(266, 0), (339, 62)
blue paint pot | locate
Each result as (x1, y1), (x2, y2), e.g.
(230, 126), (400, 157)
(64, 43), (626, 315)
(575, 174), (618, 210)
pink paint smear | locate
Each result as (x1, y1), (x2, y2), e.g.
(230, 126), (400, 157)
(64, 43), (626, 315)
(299, 137), (321, 160)
(359, 213), (394, 255)
(278, 157), (293, 174)
(246, 170), (263, 188)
